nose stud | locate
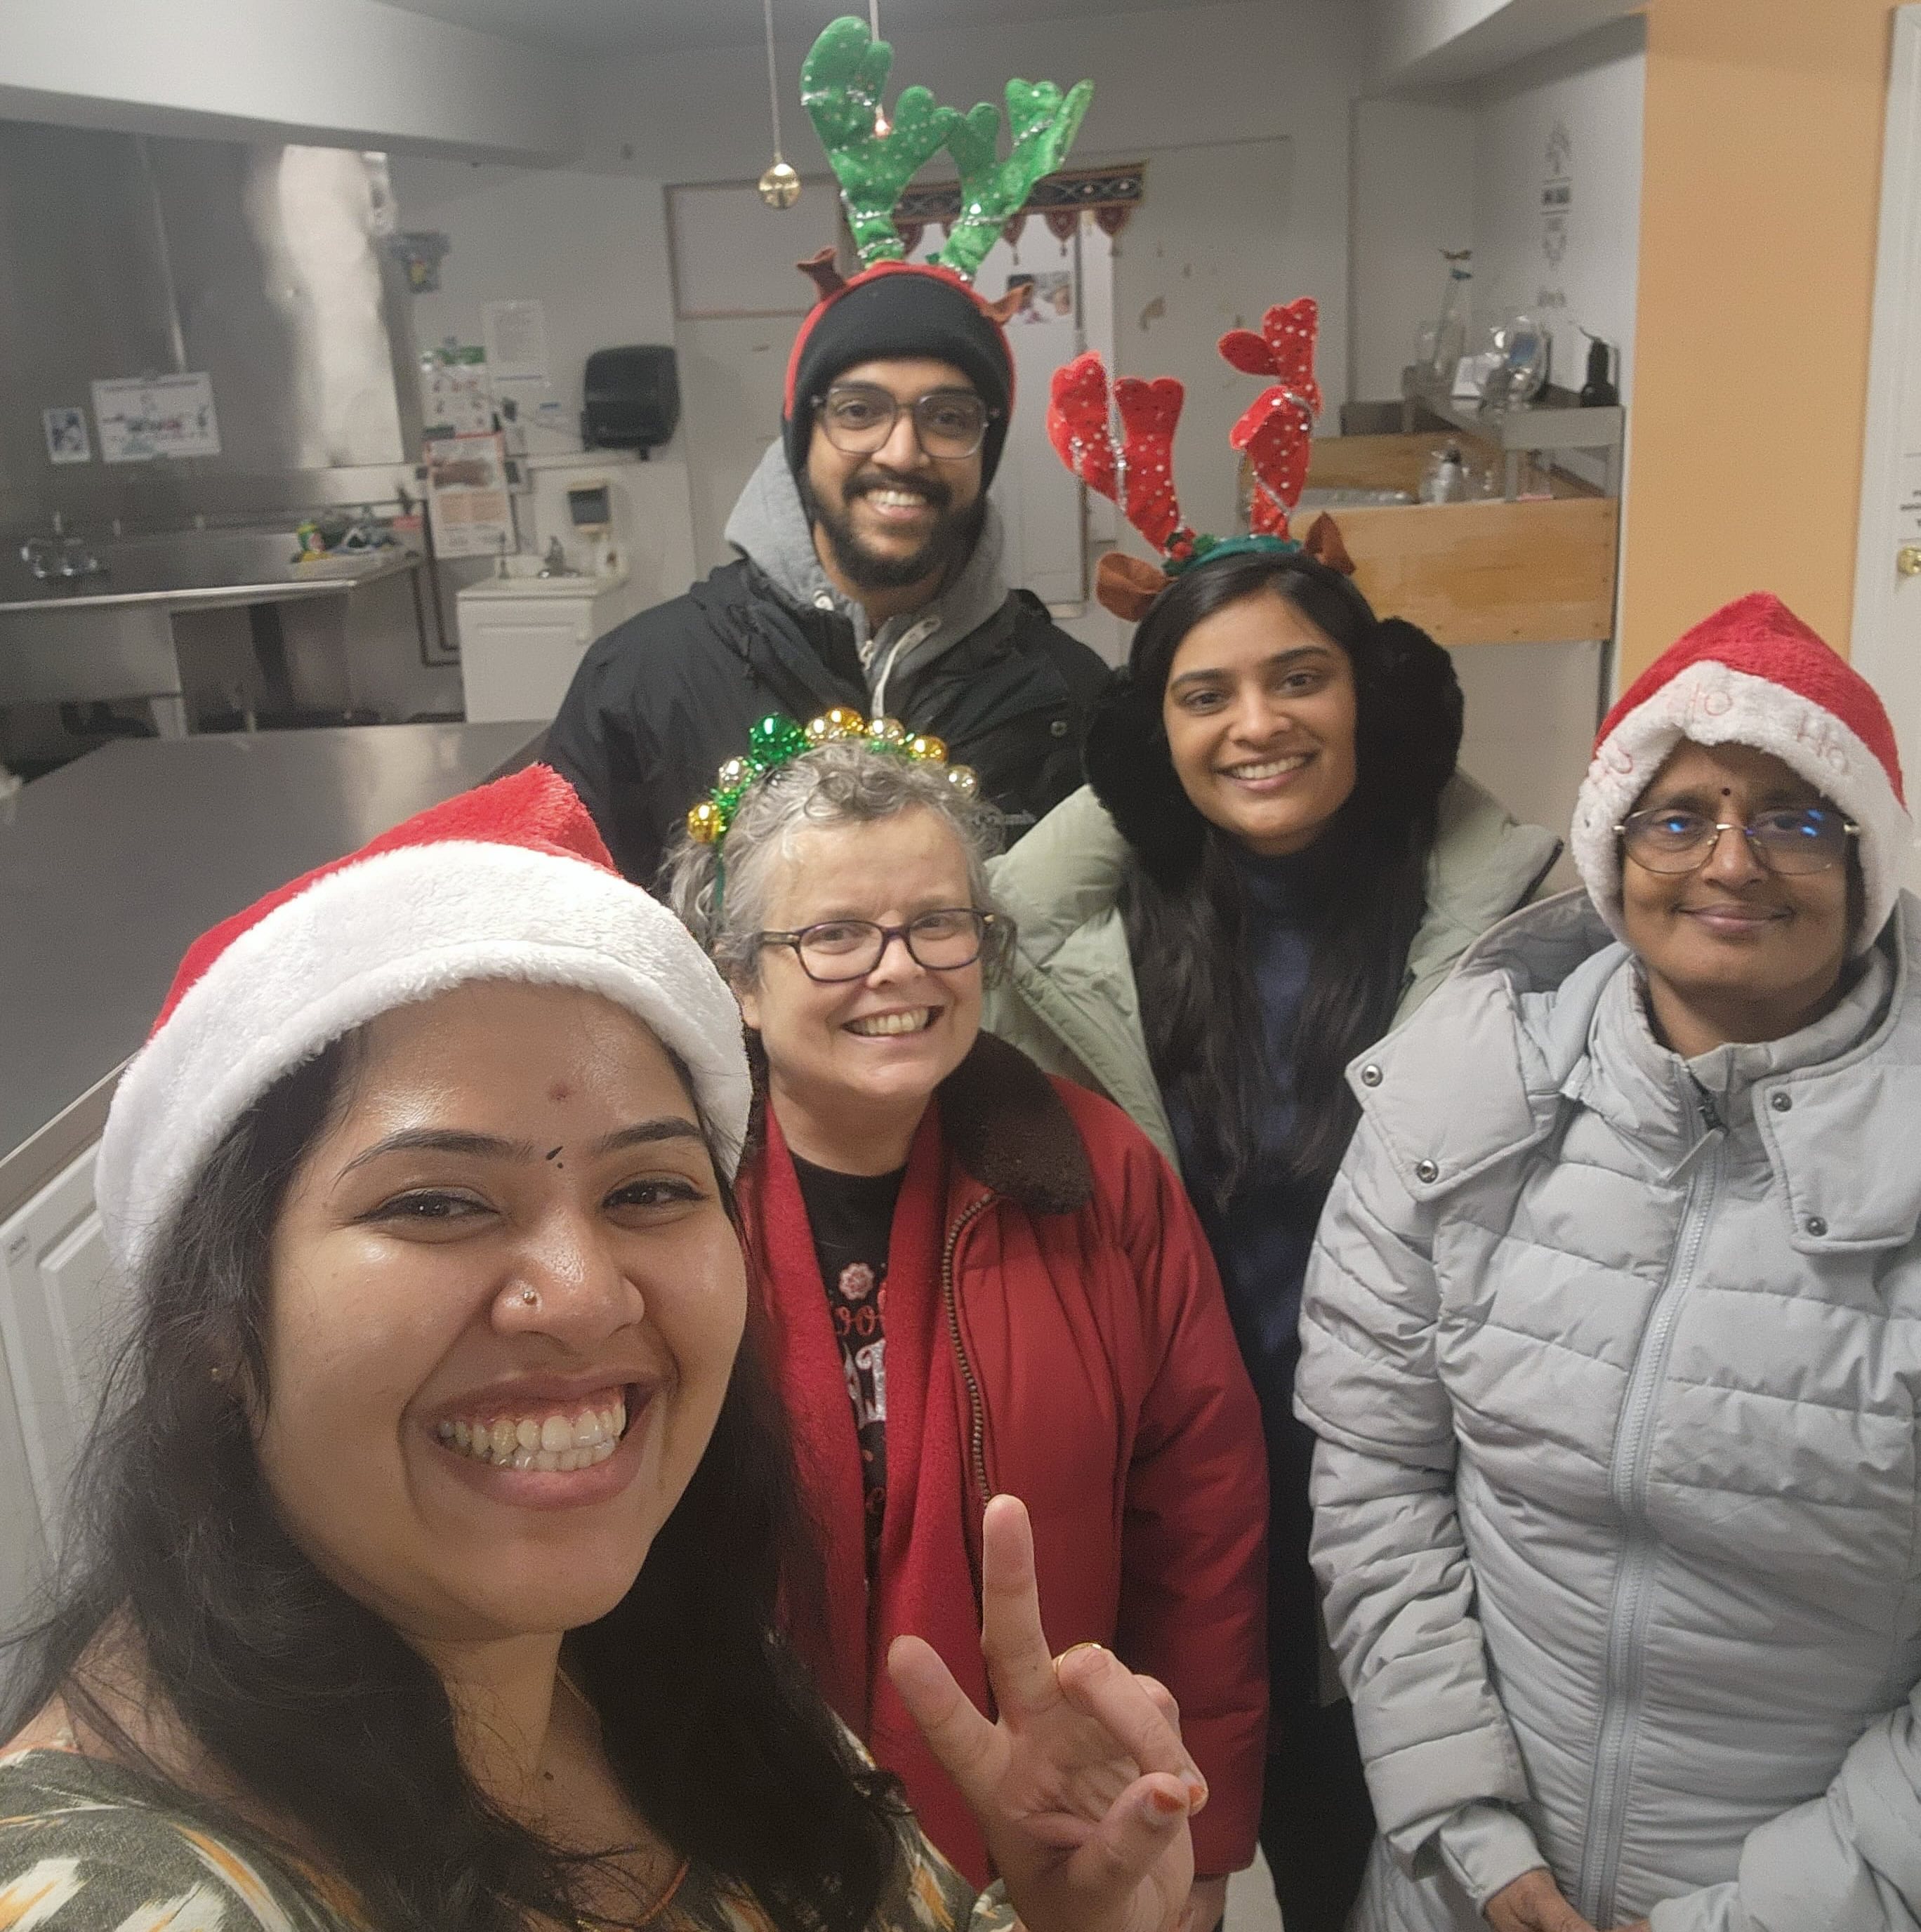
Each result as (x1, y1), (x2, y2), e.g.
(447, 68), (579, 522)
(517, 1287), (540, 1310)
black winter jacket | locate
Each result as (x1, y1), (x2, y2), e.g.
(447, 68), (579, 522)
(543, 557), (1111, 887)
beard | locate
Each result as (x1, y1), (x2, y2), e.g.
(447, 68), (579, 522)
(803, 465), (986, 592)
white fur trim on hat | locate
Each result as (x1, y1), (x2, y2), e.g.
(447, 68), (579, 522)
(1571, 659), (1908, 954)
(97, 842), (752, 1281)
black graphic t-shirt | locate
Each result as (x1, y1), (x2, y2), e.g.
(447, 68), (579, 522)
(791, 1153), (906, 1574)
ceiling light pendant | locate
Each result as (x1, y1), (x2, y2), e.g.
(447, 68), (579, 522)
(758, 0), (800, 209)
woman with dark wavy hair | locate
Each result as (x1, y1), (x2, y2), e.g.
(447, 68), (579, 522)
(0, 767), (1206, 1932)
(990, 547), (1558, 1932)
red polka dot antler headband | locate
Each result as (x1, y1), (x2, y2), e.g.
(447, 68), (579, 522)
(1046, 296), (1352, 621)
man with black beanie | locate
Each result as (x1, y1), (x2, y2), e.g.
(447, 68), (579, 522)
(546, 261), (1109, 887)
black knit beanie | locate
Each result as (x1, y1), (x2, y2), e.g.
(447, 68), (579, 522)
(783, 264), (1015, 487)
(1085, 552), (1464, 884)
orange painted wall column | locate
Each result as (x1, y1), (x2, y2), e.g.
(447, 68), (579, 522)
(1620, 0), (1897, 677)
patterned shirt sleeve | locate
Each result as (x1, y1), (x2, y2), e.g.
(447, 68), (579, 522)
(0, 1749), (355, 1932)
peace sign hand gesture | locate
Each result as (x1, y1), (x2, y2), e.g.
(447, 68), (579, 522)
(887, 1497), (1203, 1932)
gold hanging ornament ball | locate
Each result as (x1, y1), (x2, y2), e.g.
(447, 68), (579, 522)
(866, 715), (909, 747)
(946, 764), (980, 798)
(758, 160), (801, 210)
(906, 734), (948, 765)
(687, 800), (724, 844)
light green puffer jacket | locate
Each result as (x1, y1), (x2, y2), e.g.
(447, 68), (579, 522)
(985, 776), (1562, 1169)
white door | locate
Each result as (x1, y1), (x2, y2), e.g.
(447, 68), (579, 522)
(0, 1140), (119, 1617)
(1853, 4), (1921, 890)
(904, 223), (1112, 609)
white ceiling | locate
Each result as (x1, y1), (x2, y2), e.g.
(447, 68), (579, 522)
(379, 0), (1215, 59)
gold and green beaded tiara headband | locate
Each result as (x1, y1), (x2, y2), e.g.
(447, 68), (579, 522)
(685, 708), (980, 849)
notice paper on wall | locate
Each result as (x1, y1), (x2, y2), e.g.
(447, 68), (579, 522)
(425, 431), (513, 560)
(482, 300), (550, 384)
(92, 373), (221, 463)
(421, 343), (494, 438)
(43, 407), (91, 465)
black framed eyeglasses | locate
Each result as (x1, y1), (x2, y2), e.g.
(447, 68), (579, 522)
(813, 384), (996, 461)
(757, 908), (997, 983)
(1616, 805), (1861, 875)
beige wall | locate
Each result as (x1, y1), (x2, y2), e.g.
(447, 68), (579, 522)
(1620, 0), (1897, 677)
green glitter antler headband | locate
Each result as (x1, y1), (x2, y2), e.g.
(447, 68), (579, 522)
(800, 15), (1092, 282)
(685, 708), (980, 850)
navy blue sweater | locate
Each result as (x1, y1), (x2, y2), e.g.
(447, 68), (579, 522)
(1163, 845), (1332, 1710)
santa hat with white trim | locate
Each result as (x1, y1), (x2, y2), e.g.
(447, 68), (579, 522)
(1571, 591), (1910, 955)
(98, 765), (753, 1282)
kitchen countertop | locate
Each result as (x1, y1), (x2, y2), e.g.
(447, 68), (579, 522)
(0, 530), (421, 618)
(0, 721), (544, 1221)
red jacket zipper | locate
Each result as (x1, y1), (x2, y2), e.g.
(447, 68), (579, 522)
(941, 1193), (996, 1505)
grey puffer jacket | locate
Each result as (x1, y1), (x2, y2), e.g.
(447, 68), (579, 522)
(1295, 889), (1921, 1932)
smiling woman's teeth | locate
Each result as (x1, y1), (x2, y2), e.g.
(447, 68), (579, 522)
(1229, 754), (1309, 781)
(848, 1009), (934, 1036)
(437, 1401), (627, 1471)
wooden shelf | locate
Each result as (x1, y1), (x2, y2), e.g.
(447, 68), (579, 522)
(1299, 434), (1619, 648)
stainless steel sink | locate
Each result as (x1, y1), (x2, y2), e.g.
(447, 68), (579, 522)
(0, 526), (424, 731)
(0, 527), (416, 614)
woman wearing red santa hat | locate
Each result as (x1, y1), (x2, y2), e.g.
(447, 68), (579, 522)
(1296, 593), (1921, 1932)
(0, 767), (1203, 1932)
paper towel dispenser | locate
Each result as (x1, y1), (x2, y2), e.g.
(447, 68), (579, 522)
(582, 345), (680, 456)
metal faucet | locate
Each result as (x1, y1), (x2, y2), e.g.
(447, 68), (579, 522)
(538, 536), (572, 578)
(20, 513), (102, 583)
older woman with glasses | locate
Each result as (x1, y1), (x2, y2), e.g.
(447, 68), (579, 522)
(1295, 596), (1921, 1932)
(667, 722), (1269, 1923)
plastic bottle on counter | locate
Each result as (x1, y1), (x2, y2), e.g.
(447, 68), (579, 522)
(1419, 442), (1469, 504)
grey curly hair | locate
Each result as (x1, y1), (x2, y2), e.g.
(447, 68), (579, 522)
(664, 739), (1012, 987)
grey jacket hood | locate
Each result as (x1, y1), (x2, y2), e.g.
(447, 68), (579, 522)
(722, 441), (1016, 711)
(984, 774), (1561, 1168)
(1368, 888), (1919, 1248)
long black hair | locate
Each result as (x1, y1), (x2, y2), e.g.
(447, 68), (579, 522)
(4, 1036), (902, 1932)
(1091, 550), (1463, 1210)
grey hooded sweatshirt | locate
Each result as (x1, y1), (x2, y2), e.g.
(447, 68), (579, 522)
(543, 442), (1109, 884)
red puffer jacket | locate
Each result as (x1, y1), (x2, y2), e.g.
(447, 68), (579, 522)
(739, 1032), (1268, 1885)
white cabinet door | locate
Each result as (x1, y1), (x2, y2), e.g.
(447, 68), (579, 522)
(458, 598), (596, 725)
(0, 1141), (119, 1622)
(1854, 5), (1921, 890)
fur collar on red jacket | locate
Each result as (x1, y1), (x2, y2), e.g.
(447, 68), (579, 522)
(930, 1030), (1095, 1211)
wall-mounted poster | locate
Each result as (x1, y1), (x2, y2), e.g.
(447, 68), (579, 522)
(1004, 269), (1075, 324)
(92, 373), (221, 463)
(43, 406), (91, 464)
(421, 342), (494, 438)
(391, 230), (451, 293)
(482, 299), (550, 383)
(425, 431), (513, 560)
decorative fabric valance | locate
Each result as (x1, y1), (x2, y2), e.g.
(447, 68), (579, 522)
(891, 161), (1145, 256)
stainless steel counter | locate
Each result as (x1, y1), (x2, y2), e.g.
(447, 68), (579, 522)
(0, 721), (544, 1221)
(0, 529), (420, 616)
(0, 530), (428, 732)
